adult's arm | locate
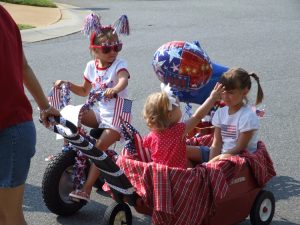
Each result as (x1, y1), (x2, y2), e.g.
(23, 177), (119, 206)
(22, 53), (59, 126)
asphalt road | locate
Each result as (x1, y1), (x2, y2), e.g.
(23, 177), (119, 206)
(23, 0), (300, 224)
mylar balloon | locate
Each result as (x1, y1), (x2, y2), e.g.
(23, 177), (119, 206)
(152, 41), (213, 90)
(152, 40), (229, 104)
(174, 62), (229, 104)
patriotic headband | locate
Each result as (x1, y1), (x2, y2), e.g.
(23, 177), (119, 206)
(82, 13), (130, 46)
(160, 83), (179, 111)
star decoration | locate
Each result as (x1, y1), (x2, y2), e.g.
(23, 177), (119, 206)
(171, 62), (179, 72)
(168, 47), (181, 62)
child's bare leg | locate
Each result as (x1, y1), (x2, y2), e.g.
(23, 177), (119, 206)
(69, 110), (100, 198)
(80, 128), (120, 195)
(81, 110), (99, 128)
(83, 163), (100, 193)
(186, 145), (202, 164)
(186, 160), (195, 168)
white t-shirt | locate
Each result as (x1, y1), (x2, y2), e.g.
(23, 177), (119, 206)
(212, 105), (259, 153)
(84, 58), (129, 99)
(83, 58), (131, 132)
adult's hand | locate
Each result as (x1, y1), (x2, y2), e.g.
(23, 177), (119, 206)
(40, 106), (60, 127)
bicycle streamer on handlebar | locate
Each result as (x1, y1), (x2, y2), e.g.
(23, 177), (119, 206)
(47, 91), (137, 204)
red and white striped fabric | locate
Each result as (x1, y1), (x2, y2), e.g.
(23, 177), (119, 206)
(48, 86), (61, 110)
(241, 141), (276, 186)
(186, 133), (214, 147)
(116, 141), (276, 225)
(112, 96), (132, 127)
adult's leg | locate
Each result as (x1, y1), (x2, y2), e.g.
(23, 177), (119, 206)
(0, 185), (27, 225)
(0, 121), (35, 225)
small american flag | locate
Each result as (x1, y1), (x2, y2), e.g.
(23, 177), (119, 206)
(256, 109), (265, 118)
(48, 86), (62, 110)
(252, 106), (265, 118)
(112, 97), (132, 127)
(221, 124), (236, 138)
(120, 120), (152, 162)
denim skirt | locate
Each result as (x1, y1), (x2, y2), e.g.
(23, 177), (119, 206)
(0, 121), (36, 188)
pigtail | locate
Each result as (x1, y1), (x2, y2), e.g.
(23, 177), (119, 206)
(113, 15), (130, 36)
(82, 13), (102, 36)
(249, 72), (264, 105)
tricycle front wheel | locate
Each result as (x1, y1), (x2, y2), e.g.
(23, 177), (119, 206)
(250, 190), (275, 225)
(42, 151), (88, 215)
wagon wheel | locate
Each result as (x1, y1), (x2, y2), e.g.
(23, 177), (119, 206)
(102, 202), (132, 225)
(250, 190), (275, 225)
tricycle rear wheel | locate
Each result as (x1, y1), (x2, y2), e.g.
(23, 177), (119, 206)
(250, 190), (275, 225)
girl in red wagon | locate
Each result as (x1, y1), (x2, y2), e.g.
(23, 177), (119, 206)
(209, 67), (264, 162)
(55, 13), (131, 201)
(142, 83), (224, 168)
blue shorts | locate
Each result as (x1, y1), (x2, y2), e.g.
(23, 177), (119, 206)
(0, 121), (36, 188)
(199, 146), (210, 163)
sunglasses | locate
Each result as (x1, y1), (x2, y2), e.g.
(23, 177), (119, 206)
(90, 43), (123, 54)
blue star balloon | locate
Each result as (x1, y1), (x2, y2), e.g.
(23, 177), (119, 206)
(152, 40), (229, 104)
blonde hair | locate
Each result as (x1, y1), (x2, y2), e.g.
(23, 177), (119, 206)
(219, 67), (264, 105)
(143, 92), (172, 131)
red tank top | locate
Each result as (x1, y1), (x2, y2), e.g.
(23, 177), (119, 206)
(0, 6), (32, 131)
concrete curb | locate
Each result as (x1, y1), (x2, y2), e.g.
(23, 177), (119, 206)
(21, 3), (91, 43)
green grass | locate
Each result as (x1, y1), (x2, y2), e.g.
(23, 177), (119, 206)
(18, 24), (35, 30)
(0, 0), (56, 7)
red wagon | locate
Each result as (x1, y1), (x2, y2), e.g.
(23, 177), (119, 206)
(114, 139), (276, 225)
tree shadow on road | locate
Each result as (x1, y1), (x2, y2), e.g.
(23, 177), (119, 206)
(238, 218), (299, 225)
(23, 183), (107, 214)
(23, 183), (150, 225)
(56, 208), (151, 225)
(74, 7), (109, 11)
(23, 183), (49, 213)
(266, 175), (300, 201)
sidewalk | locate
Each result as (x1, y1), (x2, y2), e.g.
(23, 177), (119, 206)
(0, 2), (91, 43)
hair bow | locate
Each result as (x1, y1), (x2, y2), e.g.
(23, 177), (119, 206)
(160, 83), (179, 111)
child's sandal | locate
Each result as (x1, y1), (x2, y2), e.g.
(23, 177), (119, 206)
(69, 189), (90, 202)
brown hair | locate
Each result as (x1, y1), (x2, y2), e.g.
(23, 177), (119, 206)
(143, 92), (172, 131)
(219, 67), (264, 105)
(91, 27), (119, 46)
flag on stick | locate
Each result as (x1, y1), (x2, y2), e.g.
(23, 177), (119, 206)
(120, 120), (152, 162)
(112, 97), (132, 127)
